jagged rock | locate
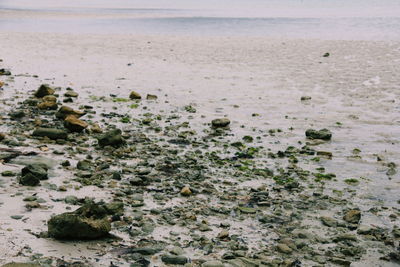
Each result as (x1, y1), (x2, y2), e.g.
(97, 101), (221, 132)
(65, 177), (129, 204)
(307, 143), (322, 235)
(32, 127), (68, 140)
(211, 118), (231, 128)
(305, 128), (332, 140)
(97, 129), (125, 147)
(56, 106), (85, 120)
(129, 91), (142, 100)
(34, 84), (55, 98)
(64, 115), (88, 132)
(48, 203), (111, 240)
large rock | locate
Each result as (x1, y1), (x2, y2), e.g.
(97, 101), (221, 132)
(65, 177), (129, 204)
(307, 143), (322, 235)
(19, 164), (48, 186)
(97, 129), (125, 147)
(305, 129), (332, 140)
(129, 91), (142, 100)
(56, 106), (85, 120)
(32, 127), (68, 140)
(48, 203), (111, 240)
(211, 118), (231, 128)
(64, 115), (88, 132)
(34, 84), (55, 98)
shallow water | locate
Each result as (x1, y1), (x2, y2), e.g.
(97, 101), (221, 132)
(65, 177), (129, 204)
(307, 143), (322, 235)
(1, 0), (400, 40)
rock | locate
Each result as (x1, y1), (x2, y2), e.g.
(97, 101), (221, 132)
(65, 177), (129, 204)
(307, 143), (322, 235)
(76, 160), (92, 171)
(48, 203), (111, 239)
(64, 115), (88, 132)
(97, 129), (125, 147)
(90, 124), (103, 133)
(34, 84), (55, 98)
(161, 255), (188, 265)
(217, 230), (229, 239)
(320, 216), (337, 227)
(56, 106), (86, 120)
(0, 80), (4, 87)
(201, 261), (225, 267)
(32, 128), (68, 140)
(1, 263), (41, 267)
(212, 118), (231, 128)
(37, 95), (58, 110)
(0, 69), (12, 76)
(9, 111), (25, 119)
(129, 91), (142, 100)
(301, 96), (312, 101)
(343, 210), (361, 224)
(146, 94), (158, 100)
(305, 128), (332, 140)
(180, 186), (192, 196)
(19, 164), (48, 186)
(277, 243), (292, 254)
(0, 133), (5, 141)
(105, 201), (124, 215)
(64, 90), (79, 97)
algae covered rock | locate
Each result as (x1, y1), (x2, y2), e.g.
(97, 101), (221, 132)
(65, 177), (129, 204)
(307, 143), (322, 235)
(305, 128), (332, 140)
(211, 118), (231, 128)
(32, 127), (68, 140)
(48, 203), (111, 240)
(97, 129), (125, 147)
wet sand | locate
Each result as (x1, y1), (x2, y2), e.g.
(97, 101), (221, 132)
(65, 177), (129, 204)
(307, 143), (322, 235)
(0, 32), (399, 266)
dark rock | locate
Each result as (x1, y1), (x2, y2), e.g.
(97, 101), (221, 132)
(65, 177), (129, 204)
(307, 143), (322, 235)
(305, 128), (332, 140)
(146, 94), (158, 100)
(48, 203), (111, 240)
(0, 69), (12, 76)
(161, 255), (188, 265)
(9, 111), (25, 120)
(129, 91), (142, 100)
(34, 84), (55, 98)
(97, 129), (125, 147)
(211, 118), (231, 128)
(1, 263), (41, 267)
(19, 164), (48, 186)
(32, 128), (68, 140)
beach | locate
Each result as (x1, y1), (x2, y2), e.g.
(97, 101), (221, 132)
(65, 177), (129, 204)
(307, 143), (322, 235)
(0, 1), (400, 266)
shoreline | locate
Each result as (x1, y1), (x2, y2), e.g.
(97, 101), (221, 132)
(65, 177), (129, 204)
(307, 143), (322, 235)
(0, 32), (399, 266)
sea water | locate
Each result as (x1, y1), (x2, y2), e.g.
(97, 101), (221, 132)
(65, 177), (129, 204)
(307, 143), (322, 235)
(0, 0), (399, 40)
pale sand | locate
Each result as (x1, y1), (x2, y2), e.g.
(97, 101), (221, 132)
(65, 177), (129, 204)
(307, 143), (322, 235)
(0, 32), (399, 265)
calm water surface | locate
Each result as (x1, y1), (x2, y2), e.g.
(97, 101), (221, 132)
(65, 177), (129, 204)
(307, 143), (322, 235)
(1, 0), (400, 39)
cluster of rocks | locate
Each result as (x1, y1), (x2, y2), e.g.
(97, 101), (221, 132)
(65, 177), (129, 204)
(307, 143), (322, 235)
(0, 68), (398, 267)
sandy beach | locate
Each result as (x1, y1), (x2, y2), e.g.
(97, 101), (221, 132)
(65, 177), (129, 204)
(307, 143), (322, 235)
(0, 21), (399, 267)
